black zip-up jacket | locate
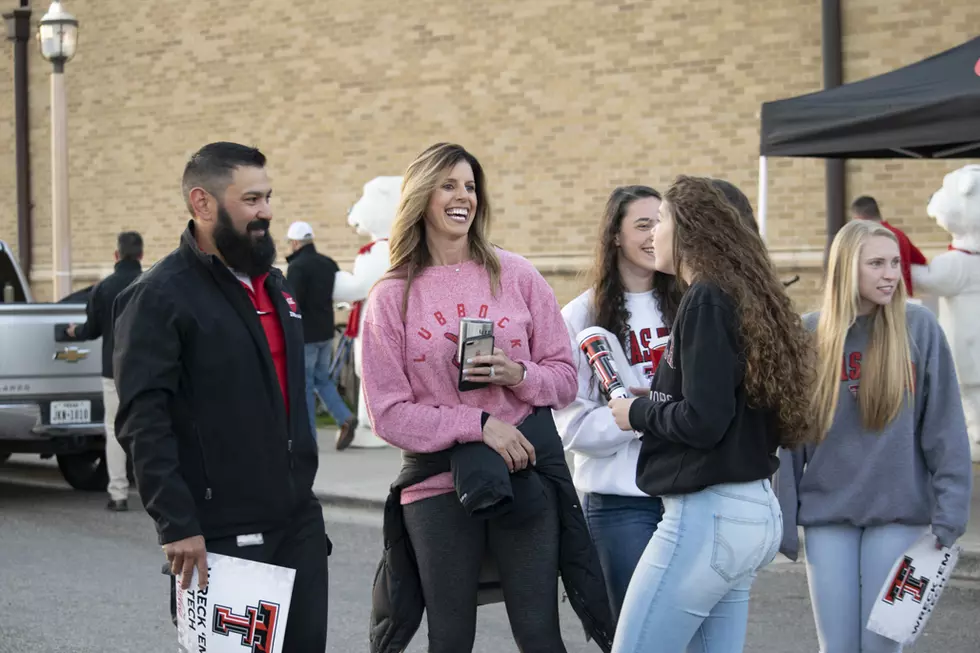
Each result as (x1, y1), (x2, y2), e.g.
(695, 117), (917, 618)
(112, 223), (318, 545)
(369, 408), (615, 653)
(629, 282), (780, 496)
(285, 243), (339, 343)
(68, 258), (142, 378)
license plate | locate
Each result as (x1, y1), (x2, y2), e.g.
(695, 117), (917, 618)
(50, 400), (92, 425)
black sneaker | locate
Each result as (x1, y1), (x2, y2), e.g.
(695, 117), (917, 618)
(335, 417), (357, 451)
(106, 499), (128, 512)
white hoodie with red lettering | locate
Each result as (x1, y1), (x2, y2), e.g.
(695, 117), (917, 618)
(553, 289), (670, 497)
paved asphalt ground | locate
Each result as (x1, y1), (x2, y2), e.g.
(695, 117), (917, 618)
(1, 464), (978, 653)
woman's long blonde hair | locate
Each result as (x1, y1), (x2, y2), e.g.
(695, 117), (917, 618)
(385, 143), (500, 317)
(811, 219), (915, 440)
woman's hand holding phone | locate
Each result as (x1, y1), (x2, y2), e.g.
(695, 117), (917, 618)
(482, 416), (536, 472)
(463, 347), (525, 387)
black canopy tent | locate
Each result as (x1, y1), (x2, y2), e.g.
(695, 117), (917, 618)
(755, 36), (980, 239)
(761, 36), (980, 159)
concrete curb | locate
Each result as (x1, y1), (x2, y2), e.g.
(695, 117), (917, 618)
(311, 490), (980, 582)
(8, 455), (980, 582)
(315, 491), (385, 512)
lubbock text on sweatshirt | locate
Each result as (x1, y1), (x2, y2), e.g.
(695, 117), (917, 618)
(360, 249), (578, 504)
(775, 303), (973, 560)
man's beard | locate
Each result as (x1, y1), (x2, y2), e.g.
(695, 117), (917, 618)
(213, 204), (276, 277)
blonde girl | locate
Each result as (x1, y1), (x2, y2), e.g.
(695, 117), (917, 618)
(776, 219), (972, 653)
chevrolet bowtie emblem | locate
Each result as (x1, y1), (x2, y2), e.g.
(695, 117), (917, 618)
(54, 347), (89, 363)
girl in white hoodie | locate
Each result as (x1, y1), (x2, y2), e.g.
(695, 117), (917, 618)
(553, 185), (673, 619)
(556, 180), (763, 621)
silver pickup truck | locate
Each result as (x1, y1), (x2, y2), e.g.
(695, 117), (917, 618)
(0, 239), (109, 490)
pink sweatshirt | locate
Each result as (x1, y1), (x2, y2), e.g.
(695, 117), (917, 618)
(360, 248), (577, 504)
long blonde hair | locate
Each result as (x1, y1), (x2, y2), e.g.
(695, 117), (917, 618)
(811, 220), (915, 440)
(385, 143), (501, 317)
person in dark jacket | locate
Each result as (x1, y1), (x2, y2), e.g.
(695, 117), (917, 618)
(284, 221), (356, 450)
(66, 230), (143, 511)
(607, 176), (815, 653)
(112, 142), (328, 652)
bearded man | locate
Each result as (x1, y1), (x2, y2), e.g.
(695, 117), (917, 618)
(113, 142), (329, 652)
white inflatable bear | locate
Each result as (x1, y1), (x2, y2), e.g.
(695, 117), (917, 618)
(911, 164), (980, 461)
(334, 176), (402, 449)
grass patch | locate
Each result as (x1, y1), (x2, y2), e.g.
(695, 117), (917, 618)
(312, 392), (355, 429)
(315, 413), (338, 428)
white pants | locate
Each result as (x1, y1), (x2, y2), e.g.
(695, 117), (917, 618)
(804, 523), (928, 653)
(102, 378), (129, 501)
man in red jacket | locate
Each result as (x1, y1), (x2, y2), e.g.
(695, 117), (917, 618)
(851, 195), (927, 296)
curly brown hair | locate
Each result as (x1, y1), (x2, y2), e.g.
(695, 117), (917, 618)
(589, 185), (675, 343)
(664, 175), (815, 447)
(653, 179), (759, 326)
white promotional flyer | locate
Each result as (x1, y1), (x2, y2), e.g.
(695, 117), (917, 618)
(175, 553), (296, 653)
(866, 533), (960, 646)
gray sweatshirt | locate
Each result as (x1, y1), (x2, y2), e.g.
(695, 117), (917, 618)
(776, 303), (973, 560)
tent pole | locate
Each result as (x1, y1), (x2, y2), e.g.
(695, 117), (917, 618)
(826, 159), (846, 256)
(934, 142), (980, 157)
(822, 0), (846, 261)
(757, 156), (768, 242)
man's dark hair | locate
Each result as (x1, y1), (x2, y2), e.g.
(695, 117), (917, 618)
(117, 231), (143, 261)
(850, 195), (882, 220)
(181, 142), (266, 216)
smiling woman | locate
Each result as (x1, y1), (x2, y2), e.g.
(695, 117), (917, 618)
(430, 166), (476, 228)
(776, 218), (974, 653)
(810, 220), (912, 436)
(855, 233), (901, 313)
(384, 143), (499, 315)
(552, 185), (672, 621)
(358, 143), (614, 652)
(604, 175), (809, 653)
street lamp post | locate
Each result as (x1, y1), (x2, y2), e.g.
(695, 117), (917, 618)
(37, 1), (77, 300)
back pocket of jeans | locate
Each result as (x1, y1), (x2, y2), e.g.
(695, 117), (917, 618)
(710, 515), (769, 582)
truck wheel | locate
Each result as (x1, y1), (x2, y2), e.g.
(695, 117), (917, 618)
(56, 451), (108, 491)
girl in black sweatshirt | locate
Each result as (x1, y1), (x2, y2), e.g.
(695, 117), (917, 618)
(607, 175), (815, 653)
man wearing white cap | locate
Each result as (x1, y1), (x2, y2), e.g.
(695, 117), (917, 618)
(285, 220), (357, 449)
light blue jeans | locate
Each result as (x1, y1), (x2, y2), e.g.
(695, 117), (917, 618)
(804, 523), (928, 653)
(304, 340), (353, 440)
(612, 479), (782, 653)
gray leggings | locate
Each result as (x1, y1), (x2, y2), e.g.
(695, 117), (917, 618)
(403, 485), (567, 653)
